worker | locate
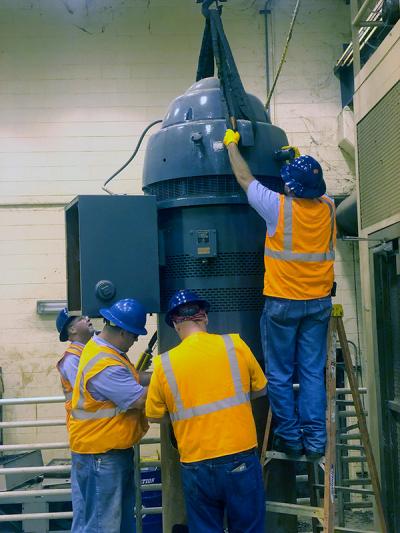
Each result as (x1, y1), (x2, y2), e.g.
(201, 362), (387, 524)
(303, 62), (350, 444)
(69, 298), (150, 533)
(55, 308), (95, 428)
(146, 289), (267, 533)
(223, 130), (336, 460)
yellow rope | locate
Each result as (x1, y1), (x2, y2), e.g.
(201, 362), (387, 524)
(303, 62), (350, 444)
(265, 0), (301, 109)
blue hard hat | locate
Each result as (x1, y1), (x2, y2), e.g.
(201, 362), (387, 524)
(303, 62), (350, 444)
(100, 298), (147, 335)
(165, 289), (210, 328)
(281, 155), (326, 199)
(56, 307), (75, 342)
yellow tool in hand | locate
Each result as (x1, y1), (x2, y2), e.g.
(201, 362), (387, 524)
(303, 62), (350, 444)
(136, 331), (157, 372)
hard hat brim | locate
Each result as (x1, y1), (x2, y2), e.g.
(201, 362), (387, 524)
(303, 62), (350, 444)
(99, 308), (147, 336)
(165, 299), (210, 328)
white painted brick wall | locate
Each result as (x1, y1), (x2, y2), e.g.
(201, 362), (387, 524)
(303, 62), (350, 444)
(0, 0), (360, 452)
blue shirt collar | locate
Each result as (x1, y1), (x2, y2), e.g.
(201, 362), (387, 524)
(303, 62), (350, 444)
(93, 334), (125, 356)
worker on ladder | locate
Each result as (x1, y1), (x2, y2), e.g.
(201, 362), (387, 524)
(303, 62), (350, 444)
(55, 308), (95, 429)
(146, 289), (267, 532)
(224, 130), (336, 460)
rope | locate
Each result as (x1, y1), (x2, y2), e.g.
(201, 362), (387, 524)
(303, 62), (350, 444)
(265, 0), (301, 110)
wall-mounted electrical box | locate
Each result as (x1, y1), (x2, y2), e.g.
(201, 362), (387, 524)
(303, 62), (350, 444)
(65, 195), (160, 317)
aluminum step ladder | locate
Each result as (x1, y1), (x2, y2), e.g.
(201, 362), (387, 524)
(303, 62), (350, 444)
(261, 304), (388, 533)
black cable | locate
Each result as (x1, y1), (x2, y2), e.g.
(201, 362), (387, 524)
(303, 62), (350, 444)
(102, 119), (162, 195)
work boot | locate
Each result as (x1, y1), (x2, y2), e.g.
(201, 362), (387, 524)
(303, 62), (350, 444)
(272, 435), (303, 458)
(304, 448), (325, 461)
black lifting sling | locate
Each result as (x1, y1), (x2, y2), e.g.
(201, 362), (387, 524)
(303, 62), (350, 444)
(196, 0), (257, 130)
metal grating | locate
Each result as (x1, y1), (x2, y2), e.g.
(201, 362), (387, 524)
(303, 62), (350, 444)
(358, 81), (400, 229)
(160, 287), (264, 312)
(144, 175), (283, 201)
(162, 252), (264, 279)
(144, 175), (243, 201)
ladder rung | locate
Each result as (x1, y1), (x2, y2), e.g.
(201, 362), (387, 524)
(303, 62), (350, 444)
(335, 387), (367, 395)
(337, 444), (365, 451)
(265, 451), (324, 464)
(296, 474), (308, 482)
(341, 478), (371, 485)
(341, 455), (367, 463)
(339, 433), (362, 440)
(343, 424), (359, 432)
(314, 483), (374, 495)
(338, 410), (367, 418)
(335, 526), (373, 533)
(266, 501), (324, 520)
(344, 501), (373, 509)
(296, 497), (310, 505)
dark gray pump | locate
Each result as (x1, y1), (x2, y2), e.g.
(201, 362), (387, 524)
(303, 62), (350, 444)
(142, 76), (290, 531)
(65, 75), (292, 532)
(143, 77), (288, 365)
(144, 77), (287, 201)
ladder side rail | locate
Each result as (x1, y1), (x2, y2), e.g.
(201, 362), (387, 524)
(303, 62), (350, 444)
(337, 317), (388, 533)
(323, 317), (337, 533)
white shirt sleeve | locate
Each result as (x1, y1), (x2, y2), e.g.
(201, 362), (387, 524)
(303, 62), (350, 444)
(246, 180), (280, 237)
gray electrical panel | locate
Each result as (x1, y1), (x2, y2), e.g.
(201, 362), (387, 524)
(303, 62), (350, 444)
(65, 195), (160, 316)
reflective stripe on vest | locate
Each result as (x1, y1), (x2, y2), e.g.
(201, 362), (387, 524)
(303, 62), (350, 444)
(160, 334), (250, 423)
(71, 352), (130, 421)
(64, 391), (73, 401)
(265, 196), (335, 262)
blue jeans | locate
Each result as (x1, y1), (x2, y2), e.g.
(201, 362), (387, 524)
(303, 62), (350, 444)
(180, 449), (265, 533)
(260, 296), (332, 452)
(71, 448), (135, 533)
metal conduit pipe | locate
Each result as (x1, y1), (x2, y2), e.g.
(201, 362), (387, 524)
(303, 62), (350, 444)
(0, 419), (65, 428)
(137, 507), (163, 515)
(0, 396), (64, 405)
(0, 442), (69, 452)
(0, 489), (71, 500)
(336, 191), (358, 236)
(0, 512), (73, 522)
(0, 487), (162, 502)
(352, 0), (379, 26)
(292, 384), (367, 394)
(0, 465), (71, 475)
(140, 460), (161, 468)
(142, 483), (162, 492)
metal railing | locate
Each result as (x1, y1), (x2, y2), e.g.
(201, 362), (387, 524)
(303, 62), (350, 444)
(0, 395), (162, 531)
(350, 0), (385, 74)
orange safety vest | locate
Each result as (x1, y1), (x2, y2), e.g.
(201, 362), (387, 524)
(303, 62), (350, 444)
(149, 332), (266, 463)
(56, 342), (83, 430)
(264, 194), (336, 300)
(69, 338), (148, 454)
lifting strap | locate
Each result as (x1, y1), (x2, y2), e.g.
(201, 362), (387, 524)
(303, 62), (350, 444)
(196, 1), (256, 127)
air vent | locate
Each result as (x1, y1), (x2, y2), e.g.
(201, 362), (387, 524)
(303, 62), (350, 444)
(358, 81), (400, 229)
(162, 252), (264, 279)
(160, 287), (264, 312)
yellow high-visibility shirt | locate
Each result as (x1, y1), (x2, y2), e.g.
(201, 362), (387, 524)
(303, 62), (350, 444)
(56, 342), (83, 431)
(145, 332), (266, 463)
(69, 338), (148, 454)
(264, 194), (336, 299)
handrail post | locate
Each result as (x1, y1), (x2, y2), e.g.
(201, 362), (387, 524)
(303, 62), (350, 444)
(134, 443), (143, 533)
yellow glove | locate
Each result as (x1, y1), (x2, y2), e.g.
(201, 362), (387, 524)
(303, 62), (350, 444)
(281, 145), (300, 158)
(223, 129), (240, 147)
